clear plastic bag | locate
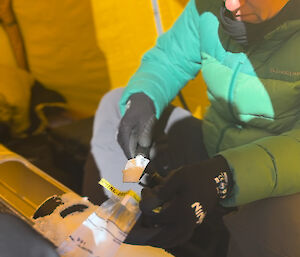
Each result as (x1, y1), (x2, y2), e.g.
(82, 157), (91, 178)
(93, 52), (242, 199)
(57, 194), (140, 257)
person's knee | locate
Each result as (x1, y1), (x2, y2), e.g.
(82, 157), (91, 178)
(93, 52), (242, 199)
(100, 88), (124, 107)
(94, 88), (124, 122)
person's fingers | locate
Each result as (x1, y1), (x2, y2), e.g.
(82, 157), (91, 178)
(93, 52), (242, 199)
(118, 118), (152, 159)
(155, 169), (183, 202)
(140, 187), (164, 214)
(147, 193), (195, 226)
(138, 115), (156, 148)
(139, 170), (183, 215)
(118, 93), (156, 159)
(132, 195), (196, 248)
(128, 129), (138, 158)
(117, 121), (135, 159)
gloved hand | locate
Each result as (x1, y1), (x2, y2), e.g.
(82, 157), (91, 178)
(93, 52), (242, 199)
(117, 93), (157, 159)
(0, 213), (59, 257)
(125, 155), (232, 249)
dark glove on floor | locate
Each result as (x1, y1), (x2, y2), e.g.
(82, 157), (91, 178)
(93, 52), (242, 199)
(117, 93), (157, 159)
(0, 213), (59, 257)
(125, 155), (232, 249)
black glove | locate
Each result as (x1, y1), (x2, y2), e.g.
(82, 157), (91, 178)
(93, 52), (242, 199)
(117, 93), (157, 159)
(0, 213), (59, 257)
(125, 155), (232, 249)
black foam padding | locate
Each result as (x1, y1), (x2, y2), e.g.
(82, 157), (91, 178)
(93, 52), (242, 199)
(60, 204), (89, 218)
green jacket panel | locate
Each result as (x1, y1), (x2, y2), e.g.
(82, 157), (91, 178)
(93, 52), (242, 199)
(120, 0), (300, 206)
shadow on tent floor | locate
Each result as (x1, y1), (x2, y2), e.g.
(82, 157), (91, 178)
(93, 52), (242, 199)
(4, 117), (94, 195)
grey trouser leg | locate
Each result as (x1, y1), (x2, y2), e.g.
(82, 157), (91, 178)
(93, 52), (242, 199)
(224, 193), (300, 257)
(90, 88), (193, 197)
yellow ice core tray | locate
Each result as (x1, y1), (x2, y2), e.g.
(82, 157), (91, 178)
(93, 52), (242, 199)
(0, 144), (71, 220)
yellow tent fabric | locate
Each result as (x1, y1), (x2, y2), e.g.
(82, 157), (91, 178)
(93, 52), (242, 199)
(91, 0), (158, 89)
(0, 20), (33, 136)
(13, 0), (109, 117)
(0, 0), (210, 135)
(0, 64), (33, 136)
(0, 26), (16, 68)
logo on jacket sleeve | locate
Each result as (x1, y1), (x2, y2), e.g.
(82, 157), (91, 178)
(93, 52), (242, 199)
(191, 202), (206, 224)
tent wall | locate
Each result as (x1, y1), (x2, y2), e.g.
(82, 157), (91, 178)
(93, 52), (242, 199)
(13, 0), (107, 117)
(0, 0), (209, 127)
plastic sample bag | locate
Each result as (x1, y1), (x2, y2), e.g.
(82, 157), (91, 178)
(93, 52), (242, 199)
(57, 194), (140, 257)
(33, 180), (141, 257)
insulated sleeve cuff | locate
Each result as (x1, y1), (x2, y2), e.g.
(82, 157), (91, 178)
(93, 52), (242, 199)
(219, 143), (276, 207)
(119, 71), (170, 119)
(219, 133), (300, 207)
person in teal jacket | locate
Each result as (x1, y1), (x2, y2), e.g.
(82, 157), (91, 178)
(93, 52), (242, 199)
(83, 0), (300, 256)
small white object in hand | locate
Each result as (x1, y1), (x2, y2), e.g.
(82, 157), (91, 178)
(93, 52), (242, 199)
(122, 155), (150, 183)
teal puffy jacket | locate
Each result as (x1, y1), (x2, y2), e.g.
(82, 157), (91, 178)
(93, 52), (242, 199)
(120, 0), (300, 207)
